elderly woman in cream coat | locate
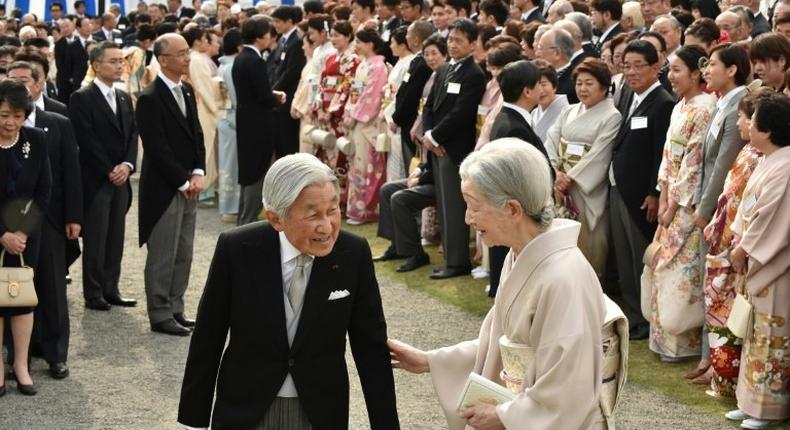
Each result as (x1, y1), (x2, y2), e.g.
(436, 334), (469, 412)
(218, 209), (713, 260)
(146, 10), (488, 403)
(390, 139), (619, 430)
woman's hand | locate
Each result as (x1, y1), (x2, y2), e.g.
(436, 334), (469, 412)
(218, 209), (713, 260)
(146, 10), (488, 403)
(388, 338), (430, 374)
(660, 199), (677, 228)
(553, 171), (573, 195)
(461, 402), (505, 430)
(0, 232), (27, 255)
(730, 245), (748, 273)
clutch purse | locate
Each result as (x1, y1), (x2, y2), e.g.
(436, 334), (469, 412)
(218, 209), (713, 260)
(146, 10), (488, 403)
(0, 250), (37, 307)
(727, 275), (753, 339)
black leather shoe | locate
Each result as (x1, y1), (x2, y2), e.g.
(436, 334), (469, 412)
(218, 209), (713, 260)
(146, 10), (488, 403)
(105, 295), (137, 307)
(629, 323), (650, 340)
(151, 319), (191, 336)
(12, 372), (37, 396)
(49, 362), (69, 379)
(0, 383), (6, 397)
(373, 245), (405, 262)
(396, 253), (430, 272)
(173, 313), (195, 328)
(85, 297), (111, 311)
(429, 266), (472, 280)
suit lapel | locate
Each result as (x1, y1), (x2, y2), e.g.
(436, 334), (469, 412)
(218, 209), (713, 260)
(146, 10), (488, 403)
(90, 83), (121, 132)
(615, 87), (662, 147)
(155, 77), (193, 136)
(290, 250), (340, 354)
(118, 91), (132, 139)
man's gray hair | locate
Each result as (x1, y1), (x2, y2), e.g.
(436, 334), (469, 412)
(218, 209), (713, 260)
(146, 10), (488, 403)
(654, 14), (683, 30)
(263, 153), (339, 219)
(549, 28), (575, 60)
(549, 0), (573, 20)
(566, 12), (593, 42)
(459, 138), (554, 230)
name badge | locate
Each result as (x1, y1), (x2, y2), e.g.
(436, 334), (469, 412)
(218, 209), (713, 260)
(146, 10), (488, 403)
(566, 143), (585, 156)
(280, 52), (286, 61)
(477, 105), (490, 116)
(118, 24), (126, 30)
(447, 82), (461, 94)
(114, 38), (123, 44)
(743, 194), (757, 211)
(631, 116), (648, 130)
(326, 76), (338, 86)
(402, 72), (410, 83)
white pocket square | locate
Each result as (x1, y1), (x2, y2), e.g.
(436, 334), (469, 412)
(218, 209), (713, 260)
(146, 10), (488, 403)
(328, 289), (351, 300)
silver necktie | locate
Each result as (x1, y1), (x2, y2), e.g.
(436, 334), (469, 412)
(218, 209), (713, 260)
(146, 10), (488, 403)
(287, 254), (310, 312)
(173, 84), (187, 117)
(106, 89), (116, 114)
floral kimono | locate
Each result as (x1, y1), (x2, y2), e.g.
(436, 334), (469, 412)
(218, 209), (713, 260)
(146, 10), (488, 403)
(704, 144), (763, 396)
(344, 54), (389, 222)
(645, 93), (715, 358)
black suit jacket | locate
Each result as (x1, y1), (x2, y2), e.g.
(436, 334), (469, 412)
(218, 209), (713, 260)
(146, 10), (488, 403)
(233, 47), (279, 185)
(611, 85), (675, 239)
(490, 106), (551, 161)
(43, 96), (68, 117)
(752, 12), (771, 37)
(595, 23), (624, 52)
(54, 36), (72, 103)
(268, 30), (307, 113)
(392, 55), (432, 132)
(69, 83), (138, 210)
(135, 77), (205, 245)
(92, 28), (123, 43)
(522, 8), (545, 24)
(557, 51), (592, 105)
(177, 6), (196, 18)
(65, 39), (89, 93)
(422, 56), (486, 165)
(178, 223), (399, 430)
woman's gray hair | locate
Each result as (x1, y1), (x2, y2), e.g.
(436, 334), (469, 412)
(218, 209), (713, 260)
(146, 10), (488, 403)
(459, 138), (554, 230)
(262, 153), (339, 219)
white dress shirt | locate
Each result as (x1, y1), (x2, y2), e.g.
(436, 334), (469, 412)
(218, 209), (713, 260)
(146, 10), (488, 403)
(502, 102), (534, 127)
(157, 71), (205, 190)
(33, 93), (45, 111)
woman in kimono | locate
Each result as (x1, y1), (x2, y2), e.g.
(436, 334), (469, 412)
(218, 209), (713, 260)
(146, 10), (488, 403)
(703, 89), (766, 397)
(216, 29), (242, 223)
(390, 139), (611, 430)
(544, 58), (621, 278)
(382, 27), (414, 181)
(724, 94), (790, 430)
(314, 20), (360, 211)
(343, 28), (389, 224)
(531, 59), (569, 143)
(643, 45), (716, 361)
(296, 15), (336, 154)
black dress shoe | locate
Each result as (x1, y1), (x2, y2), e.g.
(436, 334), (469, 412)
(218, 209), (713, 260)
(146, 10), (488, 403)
(0, 383), (5, 397)
(373, 245), (406, 262)
(173, 313), (195, 328)
(85, 297), (111, 311)
(629, 323), (650, 340)
(151, 319), (191, 336)
(49, 362), (69, 379)
(12, 372), (37, 396)
(105, 295), (137, 307)
(429, 266), (472, 280)
(396, 253), (430, 272)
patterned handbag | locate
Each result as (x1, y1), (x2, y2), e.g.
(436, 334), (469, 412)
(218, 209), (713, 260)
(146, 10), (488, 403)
(0, 250), (37, 307)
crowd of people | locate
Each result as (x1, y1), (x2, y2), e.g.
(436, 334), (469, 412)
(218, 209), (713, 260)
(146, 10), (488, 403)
(0, 0), (786, 428)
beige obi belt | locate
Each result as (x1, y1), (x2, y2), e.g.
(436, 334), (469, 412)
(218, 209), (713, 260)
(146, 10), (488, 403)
(558, 137), (592, 172)
(498, 336), (536, 394)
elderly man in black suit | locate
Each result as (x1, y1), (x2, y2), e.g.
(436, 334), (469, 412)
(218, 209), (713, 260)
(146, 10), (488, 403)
(70, 41), (138, 312)
(178, 153), (399, 430)
(7, 61), (82, 380)
(64, 16), (92, 99)
(609, 40), (674, 340)
(54, 16), (75, 103)
(14, 49), (69, 117)
(92, 13), (123, 44)
(420, 19), (486, 279)
(591, 0), (624, 53)
(269, 6), (307, 158)
(535, 28), (579, 104)
(233, 16), (286, 226)
(136, 34), (206, 336)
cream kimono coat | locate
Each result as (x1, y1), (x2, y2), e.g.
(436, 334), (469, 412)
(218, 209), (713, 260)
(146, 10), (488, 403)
(427, 219), (608, 430)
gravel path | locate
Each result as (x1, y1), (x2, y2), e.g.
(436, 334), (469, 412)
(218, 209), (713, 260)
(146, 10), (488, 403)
(0, 180), (737, 429)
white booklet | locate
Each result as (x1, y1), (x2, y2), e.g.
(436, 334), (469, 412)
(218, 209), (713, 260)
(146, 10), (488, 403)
(456, 372), (516, 412)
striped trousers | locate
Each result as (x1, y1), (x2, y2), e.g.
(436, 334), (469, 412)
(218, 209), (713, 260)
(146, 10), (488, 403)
(255, 397), (312, 430)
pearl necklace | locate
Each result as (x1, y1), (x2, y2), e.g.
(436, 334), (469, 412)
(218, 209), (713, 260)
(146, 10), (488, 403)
(0, 132), (20, 150)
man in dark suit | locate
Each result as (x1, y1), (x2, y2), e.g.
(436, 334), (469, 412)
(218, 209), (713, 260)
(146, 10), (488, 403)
(64, 16), (92, 100)
(609, 40), (674, 340)
(486, 60), (551, 298)
(391, 20), (433, 173)
(54, 16), (75, 103)
(14, 48), (69, 117)
(516, 0), (544, 23)
(233, 16), (287, 225)
(269, 6), (307, 158)
(8, 61), (82, 380)
(92, 13), (123, 44)
(136, 34), (206, 336)
(178, 154), (399, 430)
(378, 0), (403, 64)
(420, 19), (486, 279)
(591, 0), (624, 52)
(168, 0), (196, 18)
(69, 42), (138, 312)
(536, 28), (580, 104)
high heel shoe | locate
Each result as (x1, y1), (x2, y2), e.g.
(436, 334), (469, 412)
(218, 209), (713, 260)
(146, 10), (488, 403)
(12, 371), (37, 396)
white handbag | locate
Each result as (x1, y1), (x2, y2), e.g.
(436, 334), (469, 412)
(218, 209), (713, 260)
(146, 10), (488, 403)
(0, 250), (37, 307)
(336, 136), (355, 156)
(726, 275), (753, 339)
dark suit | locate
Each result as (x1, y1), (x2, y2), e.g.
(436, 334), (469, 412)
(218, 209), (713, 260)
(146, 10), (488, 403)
(522, 7), (545, 24)
(557, 52), (591, 104)
(44, 95), (68, 117)
(178, 223), (399, 429)
(582, 41), (599, 58)
(176, 6), (196, 18)
(54, 36), (73, 103)
(595, 23), (624, 53)
(92, 28), (123, 43)
(422, 56), (486, 269)
(752, 12), (771, 37)
(392, 54), (432, 172)
(232, 46), (280, 224)
(609, 84), (674, 328)
(380, 17), (404, 65)
(70, 83), (137, 303)
(31, 109), (82, 366)
(268, 30), (307, 158)
(136, 76), (205, 324)
(65, 38), (89, 99)
(487, 106), (552, 297)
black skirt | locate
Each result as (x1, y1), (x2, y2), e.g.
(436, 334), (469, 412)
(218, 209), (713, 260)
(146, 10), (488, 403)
(0, 251), (36, 317)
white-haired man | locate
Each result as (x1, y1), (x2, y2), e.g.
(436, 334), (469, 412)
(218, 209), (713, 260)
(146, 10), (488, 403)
(178, 153), (400, 429)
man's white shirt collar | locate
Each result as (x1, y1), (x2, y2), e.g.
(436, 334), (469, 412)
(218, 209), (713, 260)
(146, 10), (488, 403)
(34, 94), (45, 110)
(599, 23), (618, 43)
(94, 78), (115, 97)
(157, 70), (182, 90)
(280, 27), (297, 43)
(244, 44), (262, 58)
(279, 231), (314, 266)
(634, 80), (662, 106)
(570, 49), (584, 63)
(717, 85), (746, 111)
(502, 102), (533, 127)
(521, 6), (539, 20)
(25, 108), (36, 128)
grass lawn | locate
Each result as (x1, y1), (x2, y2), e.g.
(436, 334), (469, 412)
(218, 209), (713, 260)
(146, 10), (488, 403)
(344, 222), (790, 430)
